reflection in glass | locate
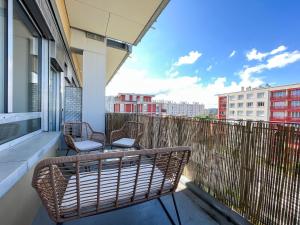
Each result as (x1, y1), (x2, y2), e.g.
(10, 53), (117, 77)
(0, 0), (6, 112)
(0, 118), (41, 145)
(13, 0), (40, 112)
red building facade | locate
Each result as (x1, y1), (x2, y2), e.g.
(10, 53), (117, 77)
(270, 87), (300, 123)
(218, 96), (227, 119)
(114, 93), (161, 114)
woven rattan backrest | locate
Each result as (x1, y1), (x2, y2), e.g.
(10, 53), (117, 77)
(63, 122), (93, 140)
(32, 146), (190, 223)
(123, 121), (144, 139)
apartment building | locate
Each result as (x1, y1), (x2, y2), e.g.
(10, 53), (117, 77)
(269, 84), (300, 123)
(156, 101), (206, 117)
(113, 93), (161, 114)
(218, 83), (300, 123)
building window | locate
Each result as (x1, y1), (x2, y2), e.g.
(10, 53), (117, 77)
(257, 92), (265, 98)
(13, 1), (41, 112)
(229, 95), (235, 101)
(273, 112), (285, 118)
(257, 102), (265, 107)
(132, 95), (136, 101)
(229, 103), (235, 108)
(291, 112), (300, 118)
(125, 94), (129, 101)
(247, 93), (253, 99)
(273, 91), (286, 97)
(273, 101), (286, 107)
(238, 95), (244, 100)
(237, 103), (243, 108)
(120, 104), (124, 112)
(229, 110), (235, 116)
(246, 111), (253, 116)
(0, 0), (6, 113)
(257, 111), (264, 117)
(291, 89), (300, 96)
(247, 102), (253, 108)
(237, 111), (243, 116)
(291, 101), (300, 107)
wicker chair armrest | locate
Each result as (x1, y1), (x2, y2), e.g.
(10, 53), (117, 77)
(91, 131), (106, 145)
(110, 129), (125, 143)
(64, 134), (76, 149)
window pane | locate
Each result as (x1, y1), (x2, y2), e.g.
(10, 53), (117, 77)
(13, 1), (40, 112)
(0, 118), (41, 145)
(0, 0), (6, 113)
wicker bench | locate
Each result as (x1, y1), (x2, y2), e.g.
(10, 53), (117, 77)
(32, 147), (191, 225)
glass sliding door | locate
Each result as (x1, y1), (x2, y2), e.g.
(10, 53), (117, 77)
(0, 0), (6, 113)
(49, 67), (61, 131)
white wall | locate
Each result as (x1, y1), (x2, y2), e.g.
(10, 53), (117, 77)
(82, 50), (106, 132)
(71, 28), (107, 132)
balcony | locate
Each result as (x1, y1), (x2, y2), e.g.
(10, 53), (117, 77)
(0, 1), (299, 224)
(269, 116), (287, 122)
(270, 105), (288, 111)
(270, 96), (287, 101)
(288, 94), (300, 101)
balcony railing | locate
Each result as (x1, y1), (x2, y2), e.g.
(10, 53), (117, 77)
(270, 105), (288, 110)
(270, 96), (287, 101)
(106, 113), (300, 225)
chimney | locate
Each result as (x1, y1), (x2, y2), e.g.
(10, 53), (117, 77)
(241, 86), (245, 91)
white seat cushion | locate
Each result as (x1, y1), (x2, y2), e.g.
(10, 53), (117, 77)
(112, 138), (135, 147)
(74, 140), (103, 151)
(61, 164), (172, 211)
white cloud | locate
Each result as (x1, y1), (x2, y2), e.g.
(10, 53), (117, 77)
(107, 46), (300, 108)
(246, 45), (287, 61)
(106, 66), (262, 108)
(229, 50), (236, 58)
(206, 65), (212, 71)
(240, 50), (300, 80)
(173, 51), (202, 66)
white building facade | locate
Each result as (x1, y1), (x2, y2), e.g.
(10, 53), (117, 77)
(225, 87), (270, 121)
(156, 101), (206, 117)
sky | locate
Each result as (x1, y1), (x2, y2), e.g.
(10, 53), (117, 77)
(106, 0), (300, 108)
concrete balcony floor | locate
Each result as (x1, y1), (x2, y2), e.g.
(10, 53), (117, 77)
(32, 187), (231, 225)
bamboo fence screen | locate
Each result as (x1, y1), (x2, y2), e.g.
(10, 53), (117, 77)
(105, 113), (300, 225)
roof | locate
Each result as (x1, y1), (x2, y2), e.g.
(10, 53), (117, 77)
(216, 83), (300, 96)
(118, 93), (155, 97)
(64, 0), (170, 85)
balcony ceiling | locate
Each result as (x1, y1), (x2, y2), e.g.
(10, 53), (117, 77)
(73, 48), (129, 84)
(64, 0), (169, 45)
(107, 47), (129, 84)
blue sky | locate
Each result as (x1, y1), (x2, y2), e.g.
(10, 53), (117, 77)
(106, 0), (300, 107)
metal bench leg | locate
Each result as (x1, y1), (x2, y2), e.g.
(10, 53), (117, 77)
(158, 193), (182, 225)
(172, 193), (182, 225)
(158, 197), (176, 225)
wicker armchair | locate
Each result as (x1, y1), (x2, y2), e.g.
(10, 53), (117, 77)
(110, 121), (144, 149)
(63, 122), (105, 155)
(32, 146), (191, 225)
